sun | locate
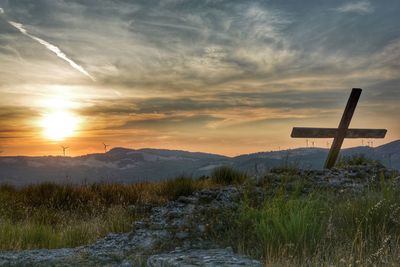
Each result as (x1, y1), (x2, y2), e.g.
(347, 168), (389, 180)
(41, 111), (79, 141)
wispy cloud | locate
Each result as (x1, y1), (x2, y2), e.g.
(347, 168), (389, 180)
(7, 21), (95, 81)
(0, 0), (399, 155)
(335, 1), (374, 15)
(0, 7), (4, 14)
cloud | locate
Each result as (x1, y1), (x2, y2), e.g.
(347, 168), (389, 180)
(335, 1), (374, 14)
(7, 20), (95, 81)
(0, 0), (400, 154)
(122, 114), (223, 130)
(0, 7), (4, 14)
(0, 106), (39, 139)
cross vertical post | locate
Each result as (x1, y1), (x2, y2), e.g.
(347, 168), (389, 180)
(324, 88), (361, 168)
(290, 88), (387, 169)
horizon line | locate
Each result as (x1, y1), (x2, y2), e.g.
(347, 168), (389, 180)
(1, 139), (398, 158)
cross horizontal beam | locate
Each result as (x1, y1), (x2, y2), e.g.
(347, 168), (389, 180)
(290, 88), (388, 169)
(291, 127), (387, 139)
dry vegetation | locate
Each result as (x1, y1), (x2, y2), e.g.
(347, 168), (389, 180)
(1, 159), (400, 266)
(0, 177), (216, 250)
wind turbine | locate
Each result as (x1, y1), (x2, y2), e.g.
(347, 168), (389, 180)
(103, 143), (110, 153)
(61, 146), (69, 157)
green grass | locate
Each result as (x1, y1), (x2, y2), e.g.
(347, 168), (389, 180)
(211, 166), (248, 185)
(210, 178), (400, 266)
(337, 153), (379, 167)
(160, 176), (197, 199)
(2, 167), (400, 266)
(0, 206), (131, 250)
(0, 177), (217, 250)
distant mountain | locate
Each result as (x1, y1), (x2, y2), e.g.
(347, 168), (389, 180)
(0, 148), (230, 186)
(1, 141), (399, 185)
(233, 140), (400, 173)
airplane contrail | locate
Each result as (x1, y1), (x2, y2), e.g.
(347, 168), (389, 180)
(7, 20), (95, 81)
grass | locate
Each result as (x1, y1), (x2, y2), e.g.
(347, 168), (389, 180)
(211, 166), (248, 185)
(337, 153), (379, 167)
(2, 165), (400, 266)
(210, 174), (400, 266)
(0, 206), (131, 250)
(160, 176), (197, 199)
(0, 177), (216, 250)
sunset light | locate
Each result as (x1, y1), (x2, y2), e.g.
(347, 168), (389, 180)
(41, 111), (79, 141)
(0, 0), (399, 156)
(1, 1), (400, 264)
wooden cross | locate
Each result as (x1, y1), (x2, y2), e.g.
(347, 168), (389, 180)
(291, 88), (387, 169)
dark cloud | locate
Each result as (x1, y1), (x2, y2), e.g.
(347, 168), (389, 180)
(81, 89), (348, 118)
(0, 106), (39, 139)
(0, 106), (39, 120)
(2, 0), (399, 88)
(121, 114), (223, 130)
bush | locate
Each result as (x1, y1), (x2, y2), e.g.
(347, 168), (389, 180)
(337, 153), (379, 167)
(211, 166), (247, 185)
(159, 176), (196, 200)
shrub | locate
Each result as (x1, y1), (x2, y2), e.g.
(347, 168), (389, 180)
(211, 166), (247, 185)
(337, 153), (379, 167)
(159, 176), (196, 200)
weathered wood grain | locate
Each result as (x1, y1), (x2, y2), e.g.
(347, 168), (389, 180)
(325, 88), (362, 169)
(291, 127), (387, 139)
(290, 88), (388, 169)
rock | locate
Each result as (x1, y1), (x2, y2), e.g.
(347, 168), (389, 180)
(259, 164), (399, 194)
(0, 248), (77, 267)
(117, 260), (133, 267)
(197, 224), (206, 233)
(147, 248), (263, 267)
(175, 232), (190, 240)
(177, 196), (198, 204)
(196, 189), (216, 203)
(127, 203), (154, 215)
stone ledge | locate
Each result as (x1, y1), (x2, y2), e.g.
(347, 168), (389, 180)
(147, 248), (262, 267)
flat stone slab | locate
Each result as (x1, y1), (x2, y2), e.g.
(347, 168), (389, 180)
(147, 248), (262, 267)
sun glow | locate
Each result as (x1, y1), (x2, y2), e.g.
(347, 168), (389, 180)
(41, 111), (79, 141)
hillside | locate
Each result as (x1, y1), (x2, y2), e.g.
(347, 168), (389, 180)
(1, 140), (399, 185)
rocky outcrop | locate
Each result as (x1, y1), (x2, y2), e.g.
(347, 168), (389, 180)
(260, 164), (398, 194)
(148, 248), (262, 267)
(0, 186), (254, 266)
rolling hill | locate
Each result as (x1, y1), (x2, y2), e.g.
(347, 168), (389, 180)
(1, 140), (399, 185)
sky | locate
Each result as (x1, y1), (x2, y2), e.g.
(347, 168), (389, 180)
(0, 0), (399, 157)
